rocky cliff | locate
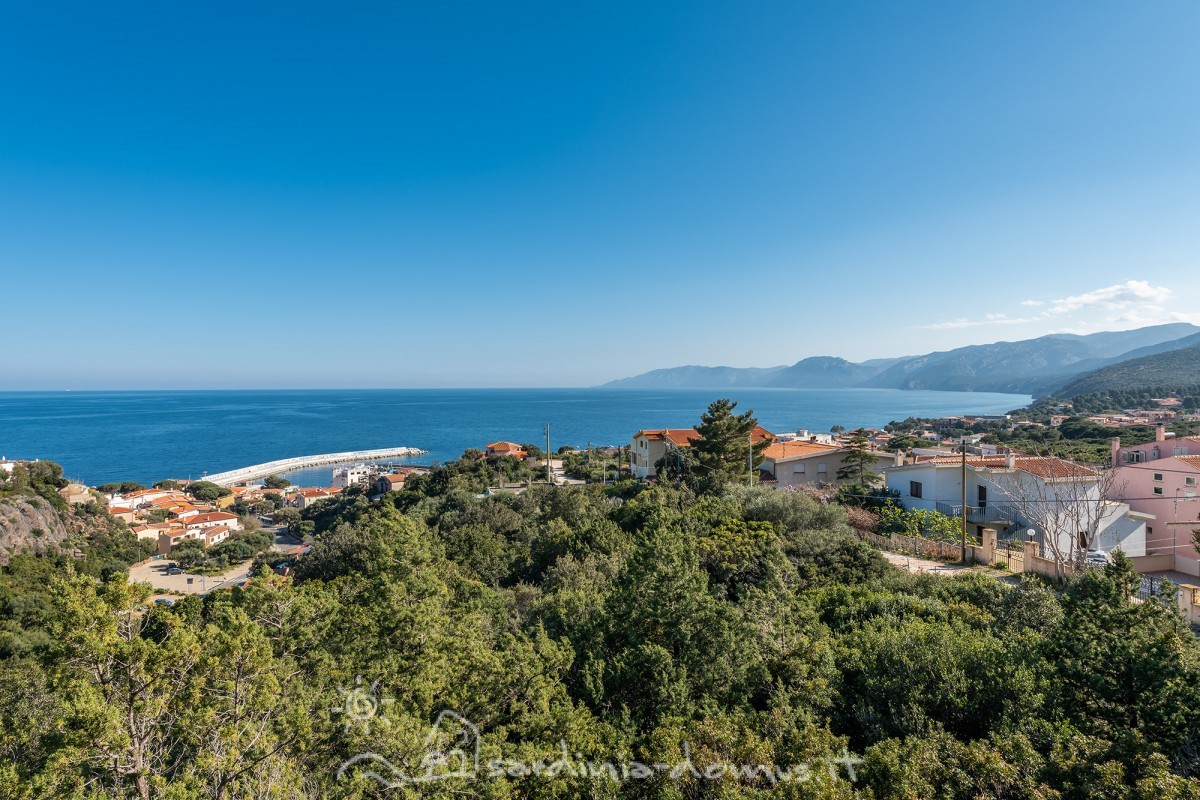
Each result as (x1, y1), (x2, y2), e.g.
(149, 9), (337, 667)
(0, 496), (83, 564)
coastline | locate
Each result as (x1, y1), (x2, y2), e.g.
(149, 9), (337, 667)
(0, 387), (1031, 486)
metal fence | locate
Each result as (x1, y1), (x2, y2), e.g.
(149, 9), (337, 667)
(995, 537), (1026, 556)
(1137, 575), (1175, 602)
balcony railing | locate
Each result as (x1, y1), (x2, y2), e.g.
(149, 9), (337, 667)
(934, 501), (1019, 524)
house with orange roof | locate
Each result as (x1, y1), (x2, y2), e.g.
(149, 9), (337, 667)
(884, 452), (1147, 562)
(759, 440), (900, 489)
(165, 502), (203, 520)
(289, 487), (341, 510)
(108, 506), (137, 524)
(184, 511), (242, 533)
(630, 426), (776, 480)
(201, 524), (233, 547)
(630, 428), (701, 480)
(157, 528), (202, 554)
(485, 441), (528, 459)
(130, 521), (184, 542)
(375, 472), (411, 494)
(109, 488), (181, 509)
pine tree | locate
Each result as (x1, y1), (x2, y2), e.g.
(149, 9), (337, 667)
(836, 428), (880, 487)
(690, 398), (771, 491)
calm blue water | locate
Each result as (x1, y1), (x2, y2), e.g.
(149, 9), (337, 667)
(0, 389), (1030, 486)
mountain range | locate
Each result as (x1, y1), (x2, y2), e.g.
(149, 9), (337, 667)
(601, 323), (1200, 397)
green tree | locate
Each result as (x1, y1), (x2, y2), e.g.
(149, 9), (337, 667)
(262, 474), (290, 490)
(98, 481), (146, 494)
(170, 538), (207, 569)
(272, 506), (302, 533)
(689, 398), (770, 491)
(184, 481), (231, 502)
(836, 428), (881, 486)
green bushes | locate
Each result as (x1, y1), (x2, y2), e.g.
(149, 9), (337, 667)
(1, 457), (1199, 797)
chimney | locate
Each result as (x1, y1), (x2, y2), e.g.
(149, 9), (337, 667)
(1156, 423), (1166, 442)
(1111, 437), (1122, 467)
(1005, 450), (1016, 469)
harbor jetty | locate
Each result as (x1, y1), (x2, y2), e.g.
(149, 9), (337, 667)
(199, 446), (428, 486)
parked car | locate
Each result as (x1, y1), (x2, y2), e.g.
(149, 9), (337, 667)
(1083, 550), (1112, 567)
(166, 566), (185, 575)
(154, 598), (175, 606)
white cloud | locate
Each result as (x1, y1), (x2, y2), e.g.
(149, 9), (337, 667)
(913, 280), (1195, 336)
(912, 313), (1037, 331)
(1110, 306), (1199, 326)
(1047, 280), (1172, 316)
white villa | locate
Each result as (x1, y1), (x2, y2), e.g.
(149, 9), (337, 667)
(883, 453), (1148, 561)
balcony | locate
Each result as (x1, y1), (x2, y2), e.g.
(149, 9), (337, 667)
(934, 501), (1019, 525)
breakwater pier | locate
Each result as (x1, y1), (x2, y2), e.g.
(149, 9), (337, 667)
(199, 446), (428, 485)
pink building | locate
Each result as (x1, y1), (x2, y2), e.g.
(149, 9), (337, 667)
(1112, 424), (1200, 465)
(1111, 453), (1200, 577)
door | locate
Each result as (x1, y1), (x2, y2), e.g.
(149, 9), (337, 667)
(977, 485), (987, 511)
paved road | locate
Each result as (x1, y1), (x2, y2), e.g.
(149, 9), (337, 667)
(130, 558), (255, 595)
(131, 524), (303, 598)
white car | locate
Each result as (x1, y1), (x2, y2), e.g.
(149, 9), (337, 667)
(1083, 550), (1112, 567)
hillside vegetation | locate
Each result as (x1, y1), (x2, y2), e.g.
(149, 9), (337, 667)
(2, 440), (1200, 797)
(0, 461), (153, 573)
(1058, 344), (1200, 397)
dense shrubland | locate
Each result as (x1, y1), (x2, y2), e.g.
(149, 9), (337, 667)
(1, 450), (1199, 798)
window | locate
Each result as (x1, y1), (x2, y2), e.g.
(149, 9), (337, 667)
(793, 464), (805, 474)
(1176, 446), (1187, 456)
(1187, 477), (1197, 487)
(1154, 487), (1164, 495)
(1187, 491), (1197, 499)
(910, 481), (923, 499)
(817, 463), (827, 474)
(1153, 473), (1164, 482)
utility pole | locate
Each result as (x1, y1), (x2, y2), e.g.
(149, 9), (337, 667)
(545, 423), (552, 484)
(960, 443), (968, 563)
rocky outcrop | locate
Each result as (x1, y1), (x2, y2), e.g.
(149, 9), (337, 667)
(0, 496), (79, 564)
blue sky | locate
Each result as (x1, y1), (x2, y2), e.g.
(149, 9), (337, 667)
(2, 1), (1198, 388)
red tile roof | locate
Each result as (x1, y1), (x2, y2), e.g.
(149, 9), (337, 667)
(762, 441), (839, 461)
(186, 511), (238, 525)
(635, 428), (701, 446)
(919, 455), (1099, 480)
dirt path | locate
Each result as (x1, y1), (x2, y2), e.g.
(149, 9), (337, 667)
(880, 551), (1020, 585)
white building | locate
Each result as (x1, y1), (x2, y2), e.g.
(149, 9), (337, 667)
(775, 430), (835, 445)
(332, 464), (373, 489)
(884, 453), (1147, 560)
(630, 429), (700, 480)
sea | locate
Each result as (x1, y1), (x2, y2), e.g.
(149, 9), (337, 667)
(0, 388), (1031, 487)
